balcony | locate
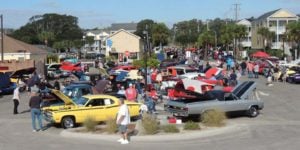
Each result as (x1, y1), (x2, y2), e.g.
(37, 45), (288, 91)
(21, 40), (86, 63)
(269, 26), (286, 34)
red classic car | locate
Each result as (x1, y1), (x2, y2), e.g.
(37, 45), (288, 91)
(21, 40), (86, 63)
(112, 65), (136, 71)
(60, 62), (82, 72)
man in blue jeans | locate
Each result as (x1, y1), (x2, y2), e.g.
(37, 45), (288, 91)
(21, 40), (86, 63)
(29, 86), (43, 132)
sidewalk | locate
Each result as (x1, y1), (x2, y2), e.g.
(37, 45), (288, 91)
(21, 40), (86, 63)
(60, 122), (246, 142)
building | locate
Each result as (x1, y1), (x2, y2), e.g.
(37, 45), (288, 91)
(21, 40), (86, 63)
(0, 34), (47, 61)
(83, 23), (138, 55)
(0, 35), (48, 74)
(106, 29), (143, 63)
(251, 9), (299, 55)
(237, 18), (252, 49)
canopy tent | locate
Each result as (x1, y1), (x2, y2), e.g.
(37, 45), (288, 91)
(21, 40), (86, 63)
(251, 51), (270, 58)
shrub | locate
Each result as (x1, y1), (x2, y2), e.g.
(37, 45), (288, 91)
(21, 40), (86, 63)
(105, 117), (118, 134)
(201, 109), (226, 127)
(184, 121), (200, 130)
(83, 116), (97, 132)
(141, 113), (159, 135)
(161, 124), (180, 133)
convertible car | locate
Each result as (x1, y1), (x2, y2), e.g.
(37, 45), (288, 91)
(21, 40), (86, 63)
(43, 90), (141, 128)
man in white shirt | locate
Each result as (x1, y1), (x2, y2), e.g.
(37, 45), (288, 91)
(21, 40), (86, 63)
(12, 86), (20, 114)
(116, 98), (130, 144)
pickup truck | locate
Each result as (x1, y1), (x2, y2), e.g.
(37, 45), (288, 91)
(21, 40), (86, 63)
(164, 81), (264, 118)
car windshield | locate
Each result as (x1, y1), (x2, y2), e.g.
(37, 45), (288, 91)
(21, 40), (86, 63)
(63, 88), (78, 99)
(74, 97), (88, 105)
(185, 69), (197, 73)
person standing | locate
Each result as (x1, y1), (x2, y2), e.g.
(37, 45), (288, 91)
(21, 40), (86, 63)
(254, 63), (259, 78)
(125, 83), (137, 102)
(29, 87), (43, 132)
(116, 98), (130, 144)
(12, 86), (20, 114)
(240, 60), (247, 76)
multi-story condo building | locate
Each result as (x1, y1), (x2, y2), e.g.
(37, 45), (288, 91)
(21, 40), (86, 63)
(252, 9), (299, 55)
(237, 18), (252, 49)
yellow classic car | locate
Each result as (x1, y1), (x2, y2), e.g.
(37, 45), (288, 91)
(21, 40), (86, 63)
(43, 90), (141, 128)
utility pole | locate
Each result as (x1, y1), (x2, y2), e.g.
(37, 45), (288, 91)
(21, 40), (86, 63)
(1, 14), (3, 62)
(233, 3), (240, 22)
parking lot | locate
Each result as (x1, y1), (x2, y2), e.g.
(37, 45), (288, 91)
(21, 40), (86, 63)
(0, 77), (300, 150)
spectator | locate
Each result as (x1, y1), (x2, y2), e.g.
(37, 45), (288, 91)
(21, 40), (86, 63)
(229, 69), (238, 86)
(29, 86), (43, 132)
(12, 85), (20, 114)
(125, 83), (137, 102)
(240, 60), (247, 76)
(116, 98), (130, 144)
(247, 61), (254, 78)
(254, 63), (259, 78)
(54, 79), (60, 90)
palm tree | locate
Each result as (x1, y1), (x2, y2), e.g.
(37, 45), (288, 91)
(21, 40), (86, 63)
(233, 24), (247, 58)
(257, 27), (275, 51)
(37, 31), (55, 46)
(286, 22), (300, 58)
(220, 23), (234, 53)
(198, 30), (215, 60)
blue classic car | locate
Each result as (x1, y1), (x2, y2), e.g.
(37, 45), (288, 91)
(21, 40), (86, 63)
(287, 72), (300, 83)
(0, 72), (16, 95)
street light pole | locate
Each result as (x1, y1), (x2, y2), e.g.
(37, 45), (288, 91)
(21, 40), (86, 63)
(1, 15), (4, 62)
(143, 30), (149, 91)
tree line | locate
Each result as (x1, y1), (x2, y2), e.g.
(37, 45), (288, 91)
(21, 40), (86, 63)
(9, 13), (300, 59)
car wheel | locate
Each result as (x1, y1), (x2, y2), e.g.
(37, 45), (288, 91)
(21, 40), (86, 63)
(247, 106), (259, 118)
(61, 116), (75, 129)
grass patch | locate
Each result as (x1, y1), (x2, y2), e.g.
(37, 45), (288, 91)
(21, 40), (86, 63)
(184, 121), (200, 130)
(142, 113), (159, 135)
(83, 116), (97, 132)
(201, 109), (226, 127)
(161, 124), (180, 133)
(105, 117), (118, 134)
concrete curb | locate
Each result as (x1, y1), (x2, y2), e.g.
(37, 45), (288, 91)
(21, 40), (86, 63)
(60, 122), (247, 142)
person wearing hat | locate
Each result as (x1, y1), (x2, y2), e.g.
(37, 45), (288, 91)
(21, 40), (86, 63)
(116, 98), (130, 144)
(125, 83), (137, 102)
(29, 85), (43, 132)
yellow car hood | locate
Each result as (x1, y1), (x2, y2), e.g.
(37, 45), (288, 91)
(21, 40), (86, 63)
(51, 89), (76, 105)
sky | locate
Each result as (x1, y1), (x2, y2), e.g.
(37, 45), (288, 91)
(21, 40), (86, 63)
(0, 0), (300, 29)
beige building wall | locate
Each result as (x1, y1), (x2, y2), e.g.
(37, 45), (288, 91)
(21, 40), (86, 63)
(110, 30), (141, 53)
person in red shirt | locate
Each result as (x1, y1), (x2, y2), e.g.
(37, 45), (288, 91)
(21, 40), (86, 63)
(125, 83), (137, 102)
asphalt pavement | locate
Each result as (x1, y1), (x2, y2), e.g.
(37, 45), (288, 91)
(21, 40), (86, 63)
(0, 76), (300, 150)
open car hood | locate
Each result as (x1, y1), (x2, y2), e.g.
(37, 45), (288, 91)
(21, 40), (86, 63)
(182, 78), (213, 94)
(51, 89), (76, 105)
(10, 67), (35, 78)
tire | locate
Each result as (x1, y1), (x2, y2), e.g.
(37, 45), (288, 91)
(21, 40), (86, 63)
(247, 106), (259, 118)
(61, 116), (75, 129)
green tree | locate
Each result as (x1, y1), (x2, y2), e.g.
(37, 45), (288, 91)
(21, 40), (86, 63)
(257, 27), (275, 50)
(286, 22), (300, 58)
(233, 24), (247, 58)
(174, 19), (203, 46)
(220, 23), (235, 53)
(11, 13), (83, 47)
(37, 31), (55, 46)
(151, 23), (170, 47)
(135, 19), (155, 39)
(198, 30), (215, 60)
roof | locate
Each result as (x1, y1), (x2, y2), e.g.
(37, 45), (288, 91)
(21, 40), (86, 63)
(108, 29), (141, 39)
(3, 35), (47, 54)
(256, 9), (280, 21)
(110, 23), (137, 31)
(85, 29), (110, 35)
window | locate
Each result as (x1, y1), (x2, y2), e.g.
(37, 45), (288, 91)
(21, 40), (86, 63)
(176, 69), (184, 75)
(86, 99), (105, 107)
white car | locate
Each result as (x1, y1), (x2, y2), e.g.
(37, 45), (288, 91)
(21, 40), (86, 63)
(179, 72), (205, 79)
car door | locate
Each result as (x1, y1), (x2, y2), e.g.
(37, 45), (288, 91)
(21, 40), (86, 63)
(103, 98), (119, 120)
(83, 98), (106, 122)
